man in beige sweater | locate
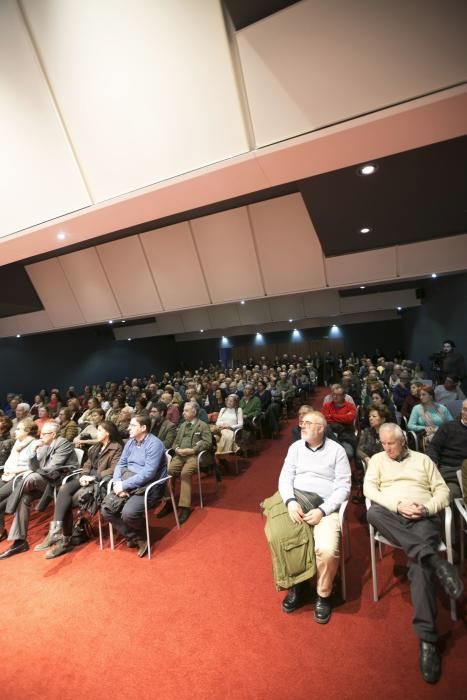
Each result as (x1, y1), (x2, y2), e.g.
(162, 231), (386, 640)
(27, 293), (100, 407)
(364, 423), (463, 685)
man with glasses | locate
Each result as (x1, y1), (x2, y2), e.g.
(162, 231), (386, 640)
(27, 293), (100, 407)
(0, 420), (78, 559)
(263, 411), (351, 624)
(101, 415), (166, 557)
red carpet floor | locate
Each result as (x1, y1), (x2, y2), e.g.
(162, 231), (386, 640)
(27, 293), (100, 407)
(1, 391), (466, 699)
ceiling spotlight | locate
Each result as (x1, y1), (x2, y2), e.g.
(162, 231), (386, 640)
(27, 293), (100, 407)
(200, 329), (204, 333)
(288, 319), (293, 323)
(57, 232), (66, 240)
(397, 306), (402, 311)
(108, 320), (113, 324)
(127, 337), (132, 341)
(240, 300), (245, 305)
(121, 320), (126, 323)
(16, 334), (21, 338)
(359, 227), (372, 234)
(358, 163), (377, 176)
(431, 273), (437, 278)
(331, 324), (338, 329)
(360, 286), (366, 290)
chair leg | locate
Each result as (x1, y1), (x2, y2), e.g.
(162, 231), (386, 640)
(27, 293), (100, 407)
(98, 513), (103, 550)
(444, 507), (457, 621)
(340, 536), (347, 601)
(145, 495), (152, 561)
(168, 480), (180, 529)
(369, 524), (379, 602)
(197, 464), (204, 509)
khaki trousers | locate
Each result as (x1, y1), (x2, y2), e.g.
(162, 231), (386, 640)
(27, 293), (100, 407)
(168, 455), (198, 508)
(264, 492), (341, 596)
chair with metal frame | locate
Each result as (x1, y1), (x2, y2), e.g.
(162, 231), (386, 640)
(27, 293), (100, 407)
(366, 498), (457, 621)
(454, 468), (467, 573)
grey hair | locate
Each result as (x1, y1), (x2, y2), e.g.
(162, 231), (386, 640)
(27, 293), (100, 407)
(186, 401), (200, 416)
(43, 420), (60, 434)
(379, 422), (405, 442)
(17, 402), (31, 412)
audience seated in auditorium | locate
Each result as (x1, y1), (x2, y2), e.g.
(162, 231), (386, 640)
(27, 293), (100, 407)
(425, 399), (467, 501)
(401, 381), (421, 420)
(257, 379), (280, 437)
(0, 418), (38, 542)
(74, 408), (105, 448)
(323, 383), (355, 406)
(434, 376), (465, 406)
(0, 420), (78, 559)
(363, 389), (396, 425)
(158, 402), (213, 525)
(100, 415), (166, 558)
(263, 410), (350, 624)
(322, 386), (357, 460)
(407, 385), (453, 444)
(392, 369), (412, 411)
(37, 421), (123, 559)
(356, 406), (387, 467)
(10, 402), (31, 438)
(149, 401), (177, 449)
(160, 390), (181, 425)
(213, 394), (243, 459)
(78, 396), (102, 426)
(239, 384), (262, 425)
(364, 423), (464, 684)
(291, 405), (336, 444)
(0, 416), (14, 468)
(57, 407), (79, 442)
(47, 391), (62, 417)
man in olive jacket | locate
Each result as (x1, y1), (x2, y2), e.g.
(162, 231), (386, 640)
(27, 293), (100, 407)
(158, 401), (212, 525)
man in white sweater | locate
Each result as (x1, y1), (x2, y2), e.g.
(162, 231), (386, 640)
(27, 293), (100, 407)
(364, 423), (464, 684)
(263, 411), (351, 624)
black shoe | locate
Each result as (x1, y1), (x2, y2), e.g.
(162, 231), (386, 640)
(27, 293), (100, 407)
(419, 641), (441, 684)
(0, 529), (7, 543)
(282, 585), (303, 613)
(157, 501), (174, 518)
(0, 540), (29, 560)
(314, 595), (332, 624)
(136, 539), (149, 558)
(435, 560), (464, 599)
(178, 507), (192, 525)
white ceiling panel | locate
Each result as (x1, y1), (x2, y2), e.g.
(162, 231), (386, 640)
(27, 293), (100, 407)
(191, 207), (264, 303)
(268, 295), (305, 322)
(14, 310), (54, 335)
(97, 237), (162, 317)
(59, 248), (121, 323)
(208, 304), (240, 329)
(179, 308), (212, 333)
(249, 193), (326, 295)
(140, 222), (210, 310)
(302, 290), (340, 317)
(26, 258), (86, 328)
(398, 234), (467, 278)
(325, 247), (397, 287)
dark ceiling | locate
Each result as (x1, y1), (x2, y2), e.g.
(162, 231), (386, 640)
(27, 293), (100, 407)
(223, 0), (300, 30)
(300, 135), (467, 257)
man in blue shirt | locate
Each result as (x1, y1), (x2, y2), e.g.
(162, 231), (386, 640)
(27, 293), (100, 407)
(101, 415), (166, 557)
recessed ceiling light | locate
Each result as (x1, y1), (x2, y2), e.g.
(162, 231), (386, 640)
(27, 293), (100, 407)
(16, 334), (21, 338)
(357, 164), (377, 176)
(331, 324), (337, 329)
(360, 286), (366, 290)
(200, 329), (204, 333)
(108, 320), (113, 324)
(359, 227), (372, 234)
(397, 306), (402, 311)
(57, 232), (66, 240)
(240, 300), (245, 305)
(288, 319), (293, 323)
(121, 320), (126, 323)
(127, 337), (132, 341)
(431, 273), (437, 278)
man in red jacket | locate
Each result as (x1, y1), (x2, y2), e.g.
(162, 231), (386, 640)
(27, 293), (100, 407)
(322, 385), (357, 460)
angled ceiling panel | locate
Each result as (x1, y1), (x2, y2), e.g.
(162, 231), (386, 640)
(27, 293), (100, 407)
(13, 310), (54, 335)
(339, 289), (420, 315)
(398, 234), (467, 278)
(191, 207), (264, 303)
(26, 258), (86, 328)
(268, 295), (304, 322)
(140, 223), (210, 310)
(59, 248), (121, 323)
(302, 290), (340, 317)
(325, 248), (397, 287)
(238, 298), (272, 324)
(154, 313), (184, 336)
(249, 193), (326, 294)
(97, 237), (162, 317)
(179, 308), (212, 333)
(208, 304), (240, 329)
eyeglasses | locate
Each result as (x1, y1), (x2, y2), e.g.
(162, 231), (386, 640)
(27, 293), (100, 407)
(301, 421), (322, 427)
(41, 431), (55, 436)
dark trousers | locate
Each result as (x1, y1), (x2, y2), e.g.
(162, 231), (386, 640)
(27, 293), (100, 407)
(101, 490), (160, 541)
(8, 473), (49, 542)
(54, 478), (82, 536)
(0, 479), (15, 529)
(368, 505), (442, 643)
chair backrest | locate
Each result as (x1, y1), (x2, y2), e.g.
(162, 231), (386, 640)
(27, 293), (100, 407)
(443, 399), (463, 419)
(74, 447), (85, 465)
(457, 469), (464, 497)
(165, 450), (172, 469)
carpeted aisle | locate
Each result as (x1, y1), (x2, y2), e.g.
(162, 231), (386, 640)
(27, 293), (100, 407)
(1, 392), (466, 699)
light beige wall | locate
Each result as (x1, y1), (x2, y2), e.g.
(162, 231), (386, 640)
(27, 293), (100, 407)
(237, 0), (467, 147)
